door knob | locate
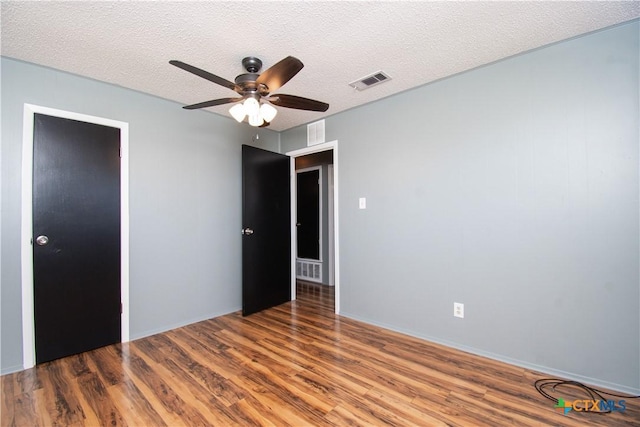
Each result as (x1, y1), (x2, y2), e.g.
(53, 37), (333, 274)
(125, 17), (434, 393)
(241, 228), (254, 236)
(35, 235), (49, 246)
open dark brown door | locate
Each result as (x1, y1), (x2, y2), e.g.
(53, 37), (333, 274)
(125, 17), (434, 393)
(33, 113), (121, 364)
(242, 145), (291, 316)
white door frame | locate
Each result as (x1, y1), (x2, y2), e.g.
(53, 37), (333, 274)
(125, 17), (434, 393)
(287, 140), (340, 313)
(328, 164), (335, 286)
(21, 104), (130, 369)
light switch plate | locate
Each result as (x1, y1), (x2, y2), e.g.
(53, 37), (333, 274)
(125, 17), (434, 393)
(359, 197), (366, 209)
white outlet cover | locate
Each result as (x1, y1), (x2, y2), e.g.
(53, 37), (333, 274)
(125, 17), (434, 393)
(454, 302), (464, 318)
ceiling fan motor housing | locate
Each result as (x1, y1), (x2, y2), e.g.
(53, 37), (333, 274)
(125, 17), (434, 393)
(235, 73), (261, 92)
(242, 57), (262, 73)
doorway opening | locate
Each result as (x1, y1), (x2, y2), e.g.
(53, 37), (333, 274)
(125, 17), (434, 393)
(287, 141), (339, 314)
(296, 165), (323, 283)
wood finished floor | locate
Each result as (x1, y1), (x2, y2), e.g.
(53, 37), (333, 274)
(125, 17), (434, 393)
(2, 283), (638, 426)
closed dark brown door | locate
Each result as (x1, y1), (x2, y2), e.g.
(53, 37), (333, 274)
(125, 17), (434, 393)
(33, 113), (121, 364)
(242, 144), (291, 316)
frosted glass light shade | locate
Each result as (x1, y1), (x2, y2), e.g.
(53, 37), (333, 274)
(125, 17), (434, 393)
(260, 103), (278, 123)
(230, 98), (278, 126)
(243, 97), (260, 117)
(229, 104), (246, 122)
(248, 113), (262, 127)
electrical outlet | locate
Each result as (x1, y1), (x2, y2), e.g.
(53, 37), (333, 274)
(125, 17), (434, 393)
(454, 302), (464, 318)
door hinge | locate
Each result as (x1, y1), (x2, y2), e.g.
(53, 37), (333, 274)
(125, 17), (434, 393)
(120, 302), (123, 314)
(119, 146), (122, 158)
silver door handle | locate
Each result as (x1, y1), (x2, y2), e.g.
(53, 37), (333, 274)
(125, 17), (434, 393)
(35, 235), (49, 246)
(242, 228), (254, 236)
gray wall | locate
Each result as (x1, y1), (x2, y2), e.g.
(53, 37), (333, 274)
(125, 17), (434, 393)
(283, 21), (640, 392)
(0, 57), (279, 374)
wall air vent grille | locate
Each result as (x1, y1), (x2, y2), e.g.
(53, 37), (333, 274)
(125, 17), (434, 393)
(349, 71), (392, 91)
(307, 119), (325, 146)
(296, 259), (322, 283)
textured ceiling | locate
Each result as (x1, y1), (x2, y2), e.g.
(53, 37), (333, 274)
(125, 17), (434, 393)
(2, 1), (638, 131)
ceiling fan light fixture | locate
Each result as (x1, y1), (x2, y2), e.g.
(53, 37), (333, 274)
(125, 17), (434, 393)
(243, 97), (260, 117)
(248, 112), (263, 127)
(260, 103), (278, 123)
(229, 103), (246, 122)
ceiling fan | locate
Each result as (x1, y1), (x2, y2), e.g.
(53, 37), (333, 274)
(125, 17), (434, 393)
(169, 56), (329, 127)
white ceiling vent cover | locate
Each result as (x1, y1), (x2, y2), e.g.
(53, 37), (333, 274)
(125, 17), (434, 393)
(349, 71), (392, 91)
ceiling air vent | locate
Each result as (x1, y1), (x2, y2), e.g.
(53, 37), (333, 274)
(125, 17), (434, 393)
(349, 71), (392, 91)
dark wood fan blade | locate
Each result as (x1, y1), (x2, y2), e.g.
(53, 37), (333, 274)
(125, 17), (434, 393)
(183, 97), (243, 110)
(170, 60), (241, 93)
(256, 56), (304, 93)
(259, 121), (270, 128)
(268, 94), (329, 112)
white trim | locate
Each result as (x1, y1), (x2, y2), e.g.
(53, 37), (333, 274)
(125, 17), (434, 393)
(286, 140), (340, 314)
(21, 104), (130, 369)
(21, 107), (35, 369)
(328, 164), (335, 286)
(295, 166), (322, 262)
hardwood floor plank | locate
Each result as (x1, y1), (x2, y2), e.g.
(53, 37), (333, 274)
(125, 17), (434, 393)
(214, 333), (304, 378)
(324, 403), (380, 426)
(167, 327), (247, 380)
(325, 394), (418, 427)
(260, 338), (372, 397)
(229, 372), (332, 427)
(3, 388), (44, 427)
(85, 345), (126, 387)
(383, 342), (528, 394)
(227, 395), (282, 427)
(365, 387), (451, 426)
(65, 353), (92, 379)
(175, 321), (231, 353)
(58, 363), (103, 427)
(479, 388), (591, 427)
(2, 283), (638, 426)
(124, 348), (210, 426)
(76, 372), (127, 426)
(412, 393), (499, 427)
(1, 372), (16, 425)
(29, 388), (54, 426)
(106, 378), (167, 427)
(312, 333), (488, 400)
(187, 363), (247, 407)
(36, 361), (88, 425)
(131, 345), (238, 425)
(9, 366), (44, 397)
(262, 335), (380, 398)
(293, 338), (440, 404)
